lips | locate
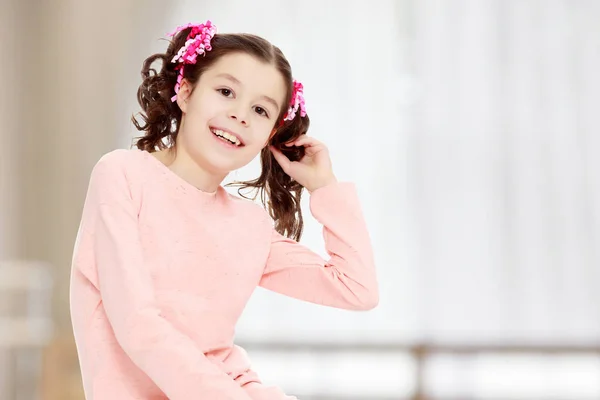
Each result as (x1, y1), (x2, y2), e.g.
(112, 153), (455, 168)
(209, 126), (245, 146)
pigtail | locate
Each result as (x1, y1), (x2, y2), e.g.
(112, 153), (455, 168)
(228, 114), (310, 241)
(131, 28), (197, 151)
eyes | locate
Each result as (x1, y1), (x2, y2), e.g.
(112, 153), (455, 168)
(218, 88), (233, 97)
(217, 88), (270, 118)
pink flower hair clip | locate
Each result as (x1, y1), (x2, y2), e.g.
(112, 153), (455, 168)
(166, 20), (217, 102)
(283, 80), (307, 122)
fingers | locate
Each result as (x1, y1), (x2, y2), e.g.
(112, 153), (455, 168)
(285, 136), (329, 159)
(285, 136), (327, 157)
(285, 135), (322, 148)
(269, 146), (292, 173)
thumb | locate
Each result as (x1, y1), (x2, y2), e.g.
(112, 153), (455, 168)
(269, 146), (293, 173)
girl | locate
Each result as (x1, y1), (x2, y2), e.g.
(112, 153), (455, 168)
(69, 20), (378, 400)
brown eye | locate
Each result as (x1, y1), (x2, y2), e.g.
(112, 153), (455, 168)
(255, 106), (269, 117)
(218, 88), (233, 97)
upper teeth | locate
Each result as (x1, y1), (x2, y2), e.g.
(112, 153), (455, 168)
(212, 129), (241, 146)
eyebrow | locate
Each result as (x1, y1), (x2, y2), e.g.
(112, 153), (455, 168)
(216, 73), (280, 113)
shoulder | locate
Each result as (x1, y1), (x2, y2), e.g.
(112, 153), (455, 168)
(89, 148), (148, 185)
(93, 148), (142, 174)
(86, 148), (148, 200)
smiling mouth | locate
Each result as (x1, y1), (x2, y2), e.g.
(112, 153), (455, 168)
(210, 127), (244, 147)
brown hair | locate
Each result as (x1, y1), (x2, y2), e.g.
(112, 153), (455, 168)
(131, 29), (310, 241)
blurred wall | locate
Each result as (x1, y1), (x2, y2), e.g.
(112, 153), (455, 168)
(0, 0), (23, 261)
(1, 1), (172, 398)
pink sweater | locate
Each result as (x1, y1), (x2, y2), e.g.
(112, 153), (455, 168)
(69, 149), (378, 400)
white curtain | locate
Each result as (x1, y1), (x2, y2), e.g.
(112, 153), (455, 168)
(134, 0), (600, 397)
(411, 0), (600, 343)
(165, 0), (600, 345)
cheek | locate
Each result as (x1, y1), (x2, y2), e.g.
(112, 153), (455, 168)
(190, 99), (213, 122)
(239, 125), (270, 154)
(253, 122), (275, 146)
(254, 118), (275, 142)
(189, 90), (221, 120)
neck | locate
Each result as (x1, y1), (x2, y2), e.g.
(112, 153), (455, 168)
(155, 146), (226, 194)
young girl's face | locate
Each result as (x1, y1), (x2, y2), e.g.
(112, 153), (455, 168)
(176, 52), (287, 174)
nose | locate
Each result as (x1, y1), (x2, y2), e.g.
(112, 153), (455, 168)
(228, 107), (249, 126)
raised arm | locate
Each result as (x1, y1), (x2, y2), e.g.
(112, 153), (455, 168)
(86, 155), (252, 400)
(259, 182), (379, 310)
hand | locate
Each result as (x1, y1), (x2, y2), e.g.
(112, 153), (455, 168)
(269, 135), (337, 193)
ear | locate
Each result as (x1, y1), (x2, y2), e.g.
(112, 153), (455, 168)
(175, 79), (193, 113)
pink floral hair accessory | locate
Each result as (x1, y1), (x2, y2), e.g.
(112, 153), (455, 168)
(283, 80), (307, 122)
(166, 20), (217, 102)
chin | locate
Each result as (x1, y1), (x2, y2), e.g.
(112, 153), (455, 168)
(203, 150), (252, 175)
(190, 135), (259, 174)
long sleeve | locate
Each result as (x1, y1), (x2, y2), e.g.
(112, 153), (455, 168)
(87, 157), (252, 400)
(259, 182), (379, 310)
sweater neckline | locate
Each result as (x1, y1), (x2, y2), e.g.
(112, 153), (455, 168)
(138, 149), (225, 201)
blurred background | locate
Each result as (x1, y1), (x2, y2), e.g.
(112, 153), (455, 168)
(1, 0), (599, 399)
